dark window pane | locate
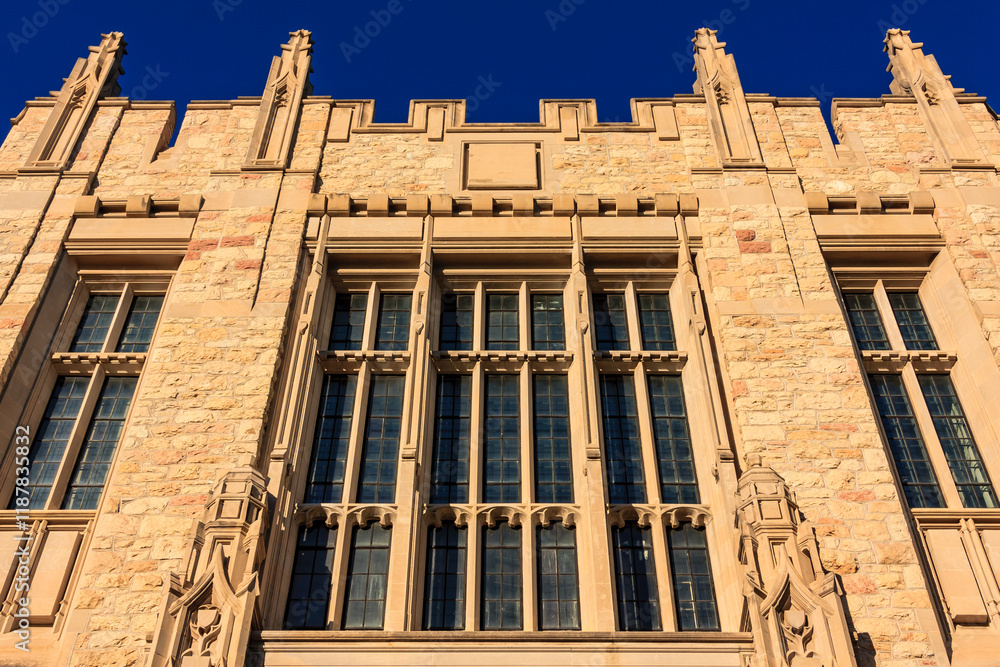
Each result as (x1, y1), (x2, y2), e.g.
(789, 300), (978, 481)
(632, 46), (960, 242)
(888, 292), (938, 351)
(70, 294), (119, 352)
(600, 375), (646, 504)
(115, 295), (164, 353)
(481, 522), (522, 629)
(424, 522), (467, 630)
(918, 375), (997, 508)
(10, 377), (89, 509)
(637, 294), (675, 351)
(531, 294), (565, 351)
(483, 375), (520, 503)
(537, 522), (580, 630)
(842, 293), (890, 351)
(431, 376), (471, 504)
(439, 293), (474, 351)
(305, 375), (356, 504)
(375, 294), (412, 351)
(668, 524), (719, 631)
(62, 377), (137, 510)
(329, 293), (368, 350)
(648, 376), (699, 504)
(869, 374), (944, 508)
(486, 293), (519, 350)
(533, 375), (573, 503)
(343, 523), (391, 629)
(612, 522), (660, 631)
(356, 376), (404, 503)
(284, 523), (337, 630)
(592, 293), (630, 351)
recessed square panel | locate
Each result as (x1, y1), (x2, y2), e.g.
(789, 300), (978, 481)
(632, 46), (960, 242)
(464, 142), (540, 190)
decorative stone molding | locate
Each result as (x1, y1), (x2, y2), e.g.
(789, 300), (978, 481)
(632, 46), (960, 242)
(531, 506), (580, 528)
(50, 352), (145, 374)
(22, 32), (126, 172)
(425, 505), (474, 529)
(293, 504), (342, 529)
(691, 29), (763, 167)
(346, 505), (395, 529)
(479, 505), (527, 528)
(737, 455), (857, 667)
(607, 504), (711, 530)
(148, 468), (268, 667)
(805, 191), (935, 215)
(72, 194), (205, 218)
(243, 30), (314, 170)
(884, 29), (988, 166)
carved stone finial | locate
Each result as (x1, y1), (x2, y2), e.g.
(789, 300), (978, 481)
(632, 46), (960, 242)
(690, 28), (763, 165)
(243, 29), (314, 170)
(24, 32), (126, 171)
(884, 29), (986, 165)
(736, 461), (858, 667)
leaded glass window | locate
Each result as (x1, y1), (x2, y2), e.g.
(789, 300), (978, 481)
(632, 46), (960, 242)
(486, 293), (519, 350)
(330, 293), (368, 350)
(537, 522), (580, 630)
(69, 295), (119, 352)
(592, 293), (629, 351)
(481, 521), (522, 629)
(356, 376), (404, 503)
(305, 375), (356, 504)
(483, 375), (520, 503)
(612, 522), (660, 631)
(342, 522), (391, 630)
(668, 524), (719, 631)
(533, 375), (572, 503)
(284, 523), (336, 630)
(843, 293), (890, 351)
(424, 522), (467, 630)
(637, 293), (675, 351)
(888, 292), (938, 350)
(115, 295), (163, 353)
(430, 375), (472, 504)
(375, 293), (412, 351)
(600, 375), (646, 504)
(62, 377), (137, 510)
(869, 374), (943, 508)
(439, 293), (474, 351)
(648, 376), (698, 504)
(531, 294), (565, 351)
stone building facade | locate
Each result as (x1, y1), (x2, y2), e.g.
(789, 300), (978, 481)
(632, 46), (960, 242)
(0, 25), (998, 667)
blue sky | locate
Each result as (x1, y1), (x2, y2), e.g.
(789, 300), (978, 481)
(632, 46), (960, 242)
(0, 0), (997, 129)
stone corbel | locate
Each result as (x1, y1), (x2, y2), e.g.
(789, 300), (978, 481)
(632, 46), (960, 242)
(23, 32), (126, 172)
(425, 505), (474, 529)
(884, 29), (988, 166)
(243, 30), (314, 170)
(607, 504), (657, 529)
(293, 504), (342, 529)
(345, 505), (395, 529)
(148, 468), (268, 667)
(691, 28), (763, 167)
(479, 505), (527, 529)
(532, 506), (580, 528)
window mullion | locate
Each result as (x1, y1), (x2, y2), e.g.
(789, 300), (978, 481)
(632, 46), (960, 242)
(624, 281), (641, 351)
(474, 282), (485, 350)
(633, 364), (661, 506)
(465, 519), (480, 631)
(46, 367), (106, 510)
(520, 365), (533, 504)
(327, 520), (352, 630)
(341, 364), (371, 505)
(522, 519), (537, 631)
(361, 284), (380, 350)
(102, 284), (134, 353)
(901, 365), (962, 507)
(469, 364), (483, 504)
(518, 282), (529, 350)
(649, 521), (676, 631)
(874, 281), (906, 351)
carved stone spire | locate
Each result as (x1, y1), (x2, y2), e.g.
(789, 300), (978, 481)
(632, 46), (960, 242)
(737, 455), (858, 667)
(147, 468), (268, 667)
(691, 28), (763, 166)
(884, 29), (987, 166)
(244, 29), (314, 170)
(23, 32), (126, 171)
